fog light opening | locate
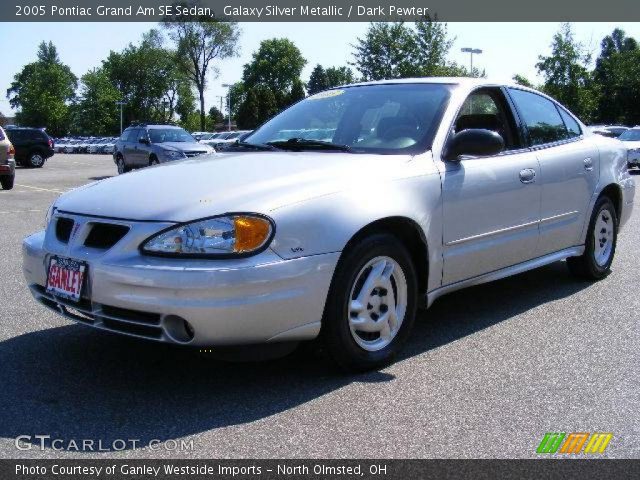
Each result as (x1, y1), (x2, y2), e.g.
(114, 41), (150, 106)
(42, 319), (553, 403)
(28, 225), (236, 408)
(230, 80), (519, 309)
(163, 315), (195, 343)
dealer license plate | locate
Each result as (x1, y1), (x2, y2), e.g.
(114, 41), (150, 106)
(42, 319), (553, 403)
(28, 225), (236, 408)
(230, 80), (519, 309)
(46, 256), (87, 303)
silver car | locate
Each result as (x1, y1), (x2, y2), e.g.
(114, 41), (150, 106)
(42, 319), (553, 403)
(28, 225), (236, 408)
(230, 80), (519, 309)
(23, 78), (635, 371)
(618, 127), (640, 168)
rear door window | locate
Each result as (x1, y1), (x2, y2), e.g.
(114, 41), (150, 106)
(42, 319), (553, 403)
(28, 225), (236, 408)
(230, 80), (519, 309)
(508, 88), (569, 146)
(557, 108), (582, 138)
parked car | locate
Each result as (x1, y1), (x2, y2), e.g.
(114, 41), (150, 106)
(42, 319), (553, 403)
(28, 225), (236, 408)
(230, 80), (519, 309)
(212, 130), (251, 150)
(618, 127), (640, 168)
(23, 78), (635, 371)
(102, 138), (117, 155)
(0, 126), (15, 190)
(5, 127), (54, 168)
(191, 131), (212, 141)
(589, 125), (629, 138)
(113, 124), (213, 174)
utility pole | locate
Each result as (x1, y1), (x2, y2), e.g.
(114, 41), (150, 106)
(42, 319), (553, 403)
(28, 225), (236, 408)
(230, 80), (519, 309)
(222, 84), (232, 131)
(461, 48), (483, 76)
(115, 100), (126, 134)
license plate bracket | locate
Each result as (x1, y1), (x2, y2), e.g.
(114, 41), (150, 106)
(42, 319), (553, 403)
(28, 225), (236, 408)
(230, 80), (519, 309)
(46, 256), (87, 303)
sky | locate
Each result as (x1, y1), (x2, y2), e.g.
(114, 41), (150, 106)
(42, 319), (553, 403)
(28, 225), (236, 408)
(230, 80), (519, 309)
(2, 22), (640, 122)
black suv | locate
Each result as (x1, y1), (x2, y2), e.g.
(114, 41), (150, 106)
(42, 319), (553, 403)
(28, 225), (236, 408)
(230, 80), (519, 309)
(5, 127), (55, 168)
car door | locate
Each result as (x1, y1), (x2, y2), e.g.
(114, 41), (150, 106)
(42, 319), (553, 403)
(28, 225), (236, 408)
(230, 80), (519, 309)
(440, 87), (541, 285)
(122, 129), (141, 167)
(507, 88), (599, 256)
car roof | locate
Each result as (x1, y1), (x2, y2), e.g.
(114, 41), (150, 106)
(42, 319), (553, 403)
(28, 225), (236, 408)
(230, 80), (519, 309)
(341, 77), (523, 89)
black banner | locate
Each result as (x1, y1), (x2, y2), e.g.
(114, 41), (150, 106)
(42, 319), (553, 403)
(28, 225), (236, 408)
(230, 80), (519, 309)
(2, 460), (640, 480)
(3, 0), (640, 22)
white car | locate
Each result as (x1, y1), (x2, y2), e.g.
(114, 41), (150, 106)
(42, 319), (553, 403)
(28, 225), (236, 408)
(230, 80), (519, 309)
(23, 78), (635, 371)
(618, 128), (640, 168)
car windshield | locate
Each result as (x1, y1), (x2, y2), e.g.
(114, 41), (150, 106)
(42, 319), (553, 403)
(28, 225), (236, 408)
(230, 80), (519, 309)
(148, 128), (195, 143)
(245, 83), (452, 154)
(619, 129), (640, 141)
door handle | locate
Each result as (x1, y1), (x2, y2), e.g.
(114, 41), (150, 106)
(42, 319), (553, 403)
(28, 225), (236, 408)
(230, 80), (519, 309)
(584, 157), (594, 171)
(519, 168), (536, 184)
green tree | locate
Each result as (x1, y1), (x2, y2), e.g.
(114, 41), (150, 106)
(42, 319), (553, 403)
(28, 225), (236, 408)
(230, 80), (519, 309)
(536, 23), (597, 121)
(351, 22), (418, 80)
(307, 64), (328, 95)
(242, 38), (306, 109)
(593, 28), (640, 125)
(7, 41), (77, 136)
(413, 16), (455, 76)
(325, 66), (355, 88)
(351, 20), (464, 81)
(287, 79), (306, 106)
(74, 68), (121, 135)
(163, 12), (240, 130)
(208, 105), (224, 127)
(512, 74), (535, 88)
(103, 30), (183, 125)
(236, 85), (278, 129)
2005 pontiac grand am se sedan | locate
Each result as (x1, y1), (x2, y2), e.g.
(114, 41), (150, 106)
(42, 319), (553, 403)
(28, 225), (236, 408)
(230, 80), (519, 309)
(23, 78), (635, 371)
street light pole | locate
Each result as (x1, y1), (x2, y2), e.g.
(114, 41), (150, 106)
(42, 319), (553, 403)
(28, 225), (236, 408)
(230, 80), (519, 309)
(115, 100), (126, 134)
(222, 83), (232, 131)
(461, 48), (483, 76)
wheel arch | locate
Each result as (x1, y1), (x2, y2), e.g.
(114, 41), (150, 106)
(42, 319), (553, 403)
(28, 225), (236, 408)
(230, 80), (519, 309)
(598, 183), (622, 223)
(341, 216), (429, 296)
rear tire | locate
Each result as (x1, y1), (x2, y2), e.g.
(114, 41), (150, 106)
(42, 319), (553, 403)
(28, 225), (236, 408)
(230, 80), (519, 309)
(321, 233), (418, 372)
(567, 196), (617, 280)
(26, 151), (45, 168)
(0, 175), (14, 190)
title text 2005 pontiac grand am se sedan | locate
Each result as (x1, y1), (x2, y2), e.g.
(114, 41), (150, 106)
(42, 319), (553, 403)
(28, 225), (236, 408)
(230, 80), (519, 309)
(23, 78), (635, 371)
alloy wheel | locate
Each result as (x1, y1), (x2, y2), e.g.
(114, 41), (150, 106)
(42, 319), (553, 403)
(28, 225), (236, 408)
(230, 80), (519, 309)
(593, 208), (614, 266)
(347, 256), (408, 352)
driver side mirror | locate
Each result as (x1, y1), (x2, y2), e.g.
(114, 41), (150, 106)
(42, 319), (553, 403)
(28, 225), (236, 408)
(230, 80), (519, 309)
(443, 129), (504, 162)
(139, 137), (149, 145)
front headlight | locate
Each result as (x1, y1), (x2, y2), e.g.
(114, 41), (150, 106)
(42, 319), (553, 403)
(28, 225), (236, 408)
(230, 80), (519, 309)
(162, 149), (186, 160)
(141, 214), (274, 257)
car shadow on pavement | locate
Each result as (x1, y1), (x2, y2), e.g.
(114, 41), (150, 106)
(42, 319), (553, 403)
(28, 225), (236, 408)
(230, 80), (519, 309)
(89, 176), (113, 181)
(0, 261), (589, 452)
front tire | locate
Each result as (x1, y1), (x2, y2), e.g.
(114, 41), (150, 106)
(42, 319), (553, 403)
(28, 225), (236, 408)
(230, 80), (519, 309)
(321, 233), (418, 372)
(115, 155), (129, 175)
(26, 152), (45, 168)
(567, 196), (618, 280)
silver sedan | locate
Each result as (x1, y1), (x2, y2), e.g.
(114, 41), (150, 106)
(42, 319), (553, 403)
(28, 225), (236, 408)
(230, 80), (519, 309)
(23, 78), (635, 371)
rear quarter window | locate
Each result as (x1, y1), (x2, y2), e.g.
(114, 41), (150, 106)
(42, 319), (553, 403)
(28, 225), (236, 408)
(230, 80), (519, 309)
(508, 88), (569, 146)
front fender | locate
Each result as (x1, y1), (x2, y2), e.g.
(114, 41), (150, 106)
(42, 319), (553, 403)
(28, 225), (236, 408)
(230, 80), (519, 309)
(268, 167), (444, 292)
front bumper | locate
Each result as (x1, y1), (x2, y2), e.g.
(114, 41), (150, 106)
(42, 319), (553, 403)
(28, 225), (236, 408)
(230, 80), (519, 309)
(23, 216), (339, 347)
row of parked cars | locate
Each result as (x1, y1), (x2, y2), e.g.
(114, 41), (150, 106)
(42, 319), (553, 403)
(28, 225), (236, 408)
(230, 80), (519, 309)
(192, 130), (253, 150)
(53, 137), (118, 155)
(589, 125), (640, 168)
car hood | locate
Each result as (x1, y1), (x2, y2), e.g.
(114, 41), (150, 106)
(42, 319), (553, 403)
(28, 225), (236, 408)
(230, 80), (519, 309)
(158, 141), (209, 152)
(621, 140), (640, 149)
(55, 151), (416, 222)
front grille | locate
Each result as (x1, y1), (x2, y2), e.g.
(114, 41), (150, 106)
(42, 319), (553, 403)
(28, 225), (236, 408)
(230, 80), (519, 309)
(100, 305), (161, 326)
(31, 284), (165, 342)
(184, 151), (206, 157)
(55, 217), (74, 243)
(101, 318), (163, 339)
(84, 223), (129, 249)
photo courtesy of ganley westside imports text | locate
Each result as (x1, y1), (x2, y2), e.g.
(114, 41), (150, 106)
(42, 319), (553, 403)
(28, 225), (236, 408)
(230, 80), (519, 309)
(0, 0), (639, 479)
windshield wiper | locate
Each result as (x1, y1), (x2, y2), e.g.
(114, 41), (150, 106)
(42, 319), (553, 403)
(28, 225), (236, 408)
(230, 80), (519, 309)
(227, 141), (280, 151)
(266, 138), (351, 152)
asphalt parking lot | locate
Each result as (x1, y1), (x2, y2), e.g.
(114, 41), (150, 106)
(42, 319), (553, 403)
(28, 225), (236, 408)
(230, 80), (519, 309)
(0, 154), (638, 459)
